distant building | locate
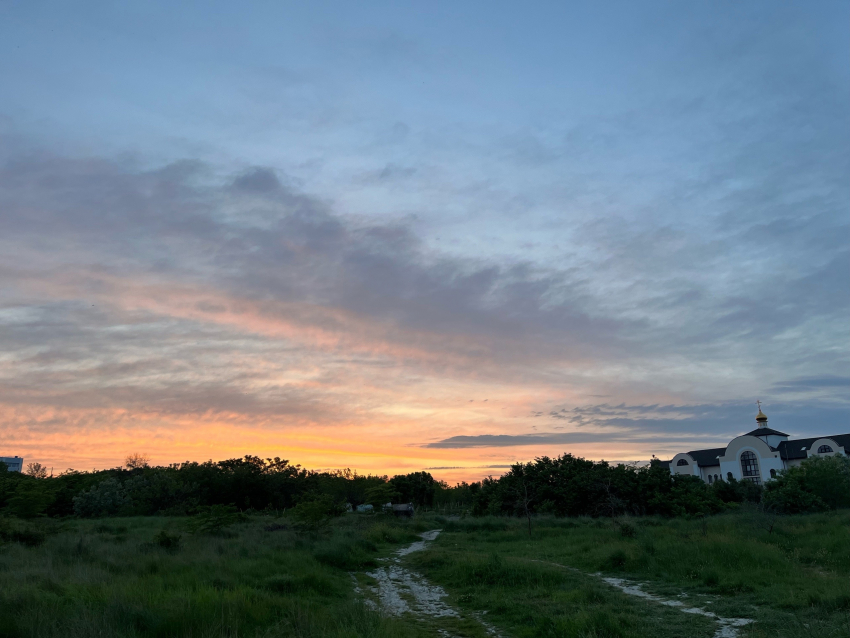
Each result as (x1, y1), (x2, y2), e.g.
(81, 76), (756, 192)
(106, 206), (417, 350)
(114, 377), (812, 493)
(0, 456), (24, 472)
(391, 503), (415, 517)
(663, 407), (848, 485)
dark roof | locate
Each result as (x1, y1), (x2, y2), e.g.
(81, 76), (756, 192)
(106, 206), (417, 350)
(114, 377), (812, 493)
(777, 434), (850, 460)
(685, 447), (726, 467)
(742, 427), (789, 437)
(669, 432), (850, 467)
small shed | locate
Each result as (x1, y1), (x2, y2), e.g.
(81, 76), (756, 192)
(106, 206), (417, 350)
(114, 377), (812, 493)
(391, 503), (414, 517)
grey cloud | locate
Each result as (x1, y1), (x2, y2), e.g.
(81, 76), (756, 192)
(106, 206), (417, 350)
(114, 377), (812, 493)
(541, 401), (850, 442)
(378, 164), (416, 180)
(231, 167), (282, 193)
(424, 433), (617, 448)
(424, 397), (850, 449)
(422, 431), (735, 450)
(0, 138), (847, 424)
(771, 376), (850, 393)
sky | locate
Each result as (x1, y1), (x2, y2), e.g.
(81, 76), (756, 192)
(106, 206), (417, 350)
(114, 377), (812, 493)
(0, 1), (848, 481)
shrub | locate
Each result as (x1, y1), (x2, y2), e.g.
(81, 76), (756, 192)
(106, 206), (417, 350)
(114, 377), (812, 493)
(603, 549), (628, 570)
(446, 552), (564, 588)
(618, 522), (636, 538)
(73, 479), (129, 517)
(712, 476), (763, 504)
(763, 455), (850, 514)
(291, 495), (347, 534)
(264, 573), (338, 595)
(703, 570), (720, 587)
(313, 538), (377, 570)
(364, 484), (397, 510)
(5, 481), (57, 518)
(154, 530), (181, 551)
(0, 523), (46, 547)
(185, 504), (246, 535)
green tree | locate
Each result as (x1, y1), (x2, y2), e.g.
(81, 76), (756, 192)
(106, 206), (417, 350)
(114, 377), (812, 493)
(389, 472), (437, 508)
(764, 455), (850, 513)
(364, 483), (397, 510)
(291, 495), (347, 534)
(24, 462), (49, 479)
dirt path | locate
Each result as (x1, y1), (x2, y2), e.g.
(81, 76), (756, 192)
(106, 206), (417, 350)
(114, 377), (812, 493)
(357, 532), (752, 638)
(355, 529), (503, 637)
(529, 558), (752, 638)
(598, 576), (752, 638)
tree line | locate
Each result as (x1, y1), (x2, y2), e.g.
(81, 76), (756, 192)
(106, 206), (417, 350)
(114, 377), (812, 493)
(1, 451), (847, 519)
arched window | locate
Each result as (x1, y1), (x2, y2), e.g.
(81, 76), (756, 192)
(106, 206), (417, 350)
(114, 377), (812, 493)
(740, 451), (761, 485)
(818, 445), (834, 454)
(676, 459), (689, 466)
(727, 472), (733, 481)
(770, 469), (776, 478)
(708, 475), (713, 484)
(715, 474), (719, 482)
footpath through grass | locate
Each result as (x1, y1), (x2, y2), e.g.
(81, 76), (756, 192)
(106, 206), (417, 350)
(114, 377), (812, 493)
(408, 509), (850, 638)
(1, 510), (848, 637)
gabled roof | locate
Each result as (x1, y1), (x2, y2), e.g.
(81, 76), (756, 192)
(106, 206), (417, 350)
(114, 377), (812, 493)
(665, 432), (850, 467)
(685, 447), (726, 467)
(742, 427), (789, 437)
(777, 434), (850, 460)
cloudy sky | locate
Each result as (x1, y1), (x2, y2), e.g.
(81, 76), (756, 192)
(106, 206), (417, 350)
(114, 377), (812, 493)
(1, 1), (847, 480)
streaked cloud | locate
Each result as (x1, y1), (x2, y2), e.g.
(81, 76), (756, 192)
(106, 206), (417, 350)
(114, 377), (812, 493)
(0, 1), (847, 479)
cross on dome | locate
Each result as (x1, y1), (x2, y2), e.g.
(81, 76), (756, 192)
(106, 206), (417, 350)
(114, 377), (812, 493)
(755, 400), (768, 427)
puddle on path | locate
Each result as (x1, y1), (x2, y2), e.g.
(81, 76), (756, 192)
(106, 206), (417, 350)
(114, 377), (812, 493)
(357, 529), (503, 637)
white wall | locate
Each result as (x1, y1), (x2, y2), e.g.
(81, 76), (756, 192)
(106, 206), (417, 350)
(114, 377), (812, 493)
(0, 456), (23, 472)
(807, 438), (845, 458)
(719, 436), (783, 484)
(670, 453), (700, 477)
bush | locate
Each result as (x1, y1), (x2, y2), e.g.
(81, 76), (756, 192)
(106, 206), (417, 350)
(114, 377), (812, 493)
(154, 530), (181, 551)
(291, 495), (347, 534)
(73, 479), (129, 517)
(712, 476), (763, 504)
(764, 456), (850, 514)
(3, 480), (57, 518)
(444, 552), (565, 588)
(0, 524), (46, 547)
(313, 538), (377, 570)
(264, 573), (338, 595)
(185, 504), (246, 535)
(602, 549), (628, 570)
(363, 484), (397, 510)
(618, 522), (636, 538)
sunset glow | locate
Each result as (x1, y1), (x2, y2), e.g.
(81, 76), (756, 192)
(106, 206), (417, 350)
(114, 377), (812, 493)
(1, 1), (847, 482)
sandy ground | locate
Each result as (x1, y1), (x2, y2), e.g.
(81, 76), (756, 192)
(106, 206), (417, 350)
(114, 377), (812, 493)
(358, 529), (503, 637)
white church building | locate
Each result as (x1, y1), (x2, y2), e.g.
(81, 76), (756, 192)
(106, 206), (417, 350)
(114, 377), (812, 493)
(665, 407), (848, 485)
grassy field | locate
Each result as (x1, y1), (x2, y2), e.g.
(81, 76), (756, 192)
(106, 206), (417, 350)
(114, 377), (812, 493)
(0, 514), (432, 638)
(0, 510), (847, 637)
(412, 509), (850, 638)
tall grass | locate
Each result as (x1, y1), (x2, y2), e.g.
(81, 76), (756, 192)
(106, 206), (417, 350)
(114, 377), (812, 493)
(413, 509), (850, 638)
(0, 514), (426, 638)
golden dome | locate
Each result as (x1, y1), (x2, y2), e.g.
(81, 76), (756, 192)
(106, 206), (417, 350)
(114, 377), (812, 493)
(756, 409), (768, 422)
